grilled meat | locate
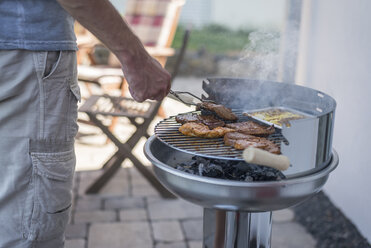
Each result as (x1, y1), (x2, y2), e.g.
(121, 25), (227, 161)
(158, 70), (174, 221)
(175, 113), (199, 124)
(179, 122), (234, 138)
(224, 132), (281, 154)
(234, 140), (268, 150)
(225, 121), (275, 136)
(196, 102), (238, 121)
(234, 140), (280, 154)
(198, 115), (226, 129)
(175, 113), (225, 129)
(223, 132), (261, 146)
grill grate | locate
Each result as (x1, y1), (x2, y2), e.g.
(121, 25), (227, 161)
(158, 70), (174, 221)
(155, 111), (286, 161)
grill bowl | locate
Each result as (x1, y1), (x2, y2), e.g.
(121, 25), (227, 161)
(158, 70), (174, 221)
(144, 135), (338, 212)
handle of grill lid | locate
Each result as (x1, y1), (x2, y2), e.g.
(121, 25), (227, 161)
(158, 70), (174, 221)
(243, 147), (290, 171)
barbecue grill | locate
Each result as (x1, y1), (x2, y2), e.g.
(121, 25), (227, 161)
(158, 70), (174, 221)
(144, 78), (338, 248)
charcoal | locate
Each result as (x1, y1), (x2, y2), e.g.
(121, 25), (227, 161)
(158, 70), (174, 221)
(244, 176), (254, 182)
(175, 156), (286, 182)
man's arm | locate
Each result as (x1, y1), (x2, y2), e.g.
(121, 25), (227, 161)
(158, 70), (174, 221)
(57, 0), (171, 102)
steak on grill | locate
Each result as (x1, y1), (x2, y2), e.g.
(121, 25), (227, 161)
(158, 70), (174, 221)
(225, 121), (275, 136)
(234, 140), (281, 154)
(224, 132), (281, 154)
(175, 113), (199, 124)
(223, 132), (261, 146)
(196, 102), (238, 121)
(175, 113), (225, 129)
(179, 122), (234, 138)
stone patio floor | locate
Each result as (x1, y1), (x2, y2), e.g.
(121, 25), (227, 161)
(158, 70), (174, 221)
(66, 77), (317, 248)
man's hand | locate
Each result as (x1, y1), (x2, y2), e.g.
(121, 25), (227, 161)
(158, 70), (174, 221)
(122, 54), (171, 102)
(57, 0), (171, 102)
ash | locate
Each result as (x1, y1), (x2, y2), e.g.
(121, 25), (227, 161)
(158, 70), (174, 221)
(175, 156), (285, 182)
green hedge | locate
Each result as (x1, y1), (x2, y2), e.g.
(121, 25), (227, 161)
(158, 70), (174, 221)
(172, 24), (254, 54)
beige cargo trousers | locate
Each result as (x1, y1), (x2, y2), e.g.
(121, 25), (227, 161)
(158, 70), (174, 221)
(0, 50), (80, 247)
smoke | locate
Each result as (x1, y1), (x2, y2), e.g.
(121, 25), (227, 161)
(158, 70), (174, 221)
(227, 9), (301, 83)
(212, 22), (302, 109)
(228, 30), (281, 81)
(209, 2), (303, 108)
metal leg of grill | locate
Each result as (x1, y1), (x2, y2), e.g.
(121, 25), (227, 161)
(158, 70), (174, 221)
(203, 209), (272, 248)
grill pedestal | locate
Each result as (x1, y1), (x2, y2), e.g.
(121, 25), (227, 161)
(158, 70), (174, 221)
(204, 209), (272, 248)
(144, 136), (339, 248)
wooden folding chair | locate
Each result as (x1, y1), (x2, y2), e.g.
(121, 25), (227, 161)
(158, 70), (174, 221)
(78, 29), (189, 197)
(77, 0), (189, 197)
(77, 0), (186, 96)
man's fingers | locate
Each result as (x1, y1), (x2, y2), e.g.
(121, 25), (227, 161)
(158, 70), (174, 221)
(128, 86), (145, 102)
(125, 59), (171, 102)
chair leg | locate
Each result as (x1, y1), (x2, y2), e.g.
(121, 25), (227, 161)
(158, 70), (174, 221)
(157, 106), (166, 118)
(104, 116), (118, 144)
(85, 113), (176, 198)
(105, 77), (128, 143)
(120, 78), (129, 97)
(83, 82), (94, 96)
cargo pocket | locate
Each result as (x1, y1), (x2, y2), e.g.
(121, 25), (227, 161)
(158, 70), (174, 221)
(68, 77), (81, 138)
(24, 141), (75, 241)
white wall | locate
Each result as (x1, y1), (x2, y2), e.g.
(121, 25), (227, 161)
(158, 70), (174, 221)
(180, 0), (286, 30)
(211, 0), (286, 30)
(296, 0), (371, 242)
(179, 0), (213, 27)
(110, 0), (126, 14)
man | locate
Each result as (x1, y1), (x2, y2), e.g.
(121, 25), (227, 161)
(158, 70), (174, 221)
(0, 0), (171, 247)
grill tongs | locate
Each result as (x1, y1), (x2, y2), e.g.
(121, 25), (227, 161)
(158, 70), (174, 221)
(168, 90), (215, 106)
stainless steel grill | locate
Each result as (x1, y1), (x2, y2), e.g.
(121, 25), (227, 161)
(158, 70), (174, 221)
(154, 110), (286, 160)
(145, 78), (338, 248)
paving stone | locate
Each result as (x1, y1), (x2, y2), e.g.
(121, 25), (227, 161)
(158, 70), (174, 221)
(75, 196), (103, 211)
(78, 170), (104, 181)
(152, 220), (184, 242)
(88, 222), (152, 248)
(104, 196), (145, 210)
(273, 209), (295, 223)
(181, 219), (203, 240)
(78, 171), (104, 195)
(65, 223), (88, 239)
(99, 168), (130, 196)
(74, 210), (117, 223)
(65, 239), (85, 248)
(188, 241), (203, 248)
(75, 136), (117, 171)
(272, 222), (316, 248)
(129, 167), (153, 187)
(132, 184), (160, 197)
(99, 179), (130, 196)
(76, 194), (105, 200)
(120, 208), (147, 221)
(148, 198), (203, 220)
(155, 242), (187, 248)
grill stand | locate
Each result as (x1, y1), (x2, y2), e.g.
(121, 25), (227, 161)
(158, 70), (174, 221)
(204, 209), (272, 248)
(144, 136), (339, 248)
